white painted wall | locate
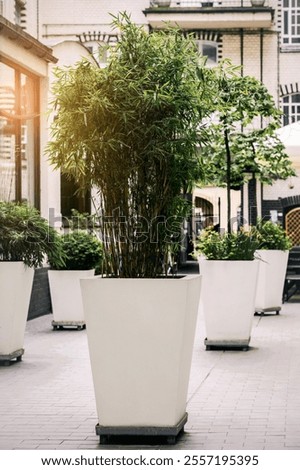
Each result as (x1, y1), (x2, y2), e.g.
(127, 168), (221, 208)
(39, 0), (149, 46)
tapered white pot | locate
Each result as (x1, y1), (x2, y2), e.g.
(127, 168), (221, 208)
(48, 269), (94, 328)
(255, 250), (289, 314)
(80, 275), (201, 439)
(199, 260), (259, 349)
(0, 262), (34, 361)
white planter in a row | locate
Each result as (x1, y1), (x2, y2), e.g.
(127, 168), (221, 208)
(0, 262), (34, 364)
(254, 250), (289, 315)
(48, 269), (95, 330)
(198, 249), (289, 350)
(199, 259), (259, 350)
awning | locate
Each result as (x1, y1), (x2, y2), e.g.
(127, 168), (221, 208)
(277, 121), (300, 158)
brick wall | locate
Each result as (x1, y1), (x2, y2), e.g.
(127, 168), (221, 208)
(27, 267), (52, 320)
(262, 199), (283, 222)
(37, 0), (300, 112)
(263, 174), (300, 200)
(221, 31), (279, 104)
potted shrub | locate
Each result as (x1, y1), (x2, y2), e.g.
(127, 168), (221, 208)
(48, 230), (103, 330)
(0, 201), (65, 365)
(196, 228), (260, 351)
(253, 220), (291, 315)
(46, 14), (212, 443)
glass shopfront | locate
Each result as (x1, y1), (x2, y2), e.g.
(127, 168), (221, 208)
(0, 59), (40, 207)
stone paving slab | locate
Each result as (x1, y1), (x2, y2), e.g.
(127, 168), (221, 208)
(0, 301), (300, 450)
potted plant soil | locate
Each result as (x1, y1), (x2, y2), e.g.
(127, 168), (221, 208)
(253, 220), (291, 315)
(196, 228), (260, 351)
(48, 230), (103, 330)
(0, 202), (65, 365)
(47, 14), (212, 443)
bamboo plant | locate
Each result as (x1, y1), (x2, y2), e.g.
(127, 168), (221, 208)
(47, 13), (214, 277)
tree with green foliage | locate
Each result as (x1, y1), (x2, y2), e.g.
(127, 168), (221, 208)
(200, 60), (295, 232)
(47, 13), (214, 277)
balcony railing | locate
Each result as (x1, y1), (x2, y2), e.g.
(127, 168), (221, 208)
(150, 1), (269, 7)
(146, 0), (274, 29)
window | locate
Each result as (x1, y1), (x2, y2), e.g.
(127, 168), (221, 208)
(197, 41), (218, 66)
(282, 93), (300, 125)
(85, 42), (109, 68)
(0, 60), (40, 206)
(77, 31), (120, 68)
(282, 0), (300, 45)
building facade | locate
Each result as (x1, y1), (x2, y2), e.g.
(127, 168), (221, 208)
(0, 1), (59, 318)
(1, 0), (300, 242)
(0, 1), (58, 218)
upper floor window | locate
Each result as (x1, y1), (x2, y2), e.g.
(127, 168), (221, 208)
(282, 93), (300, 125)
(77, 32), (120, 68)
(282, 0), (300, 45)
(197, 41), (218, 66)
(85, 42), (109, 68)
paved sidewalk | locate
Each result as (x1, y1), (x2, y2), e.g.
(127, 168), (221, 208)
(0, 295), (300, 450)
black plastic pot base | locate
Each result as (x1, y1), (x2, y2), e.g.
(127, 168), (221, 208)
(52, 321), (86, 331)
(96, 413), (188, 445)
(206, 345), (249, 352)
(0, 349), (24, 366)
(254, 307), (281, 316)
(205, 338), (250, 351)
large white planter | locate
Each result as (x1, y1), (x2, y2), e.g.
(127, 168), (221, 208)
(48, 269), (94, 329)
(199, 260), (259, 350)
(0, 262), (34, 364)
(255, 250), (289, 314)
(80, 275), (201, 443)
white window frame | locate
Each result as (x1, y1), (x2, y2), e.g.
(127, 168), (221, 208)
(282, 0), (300, 45)
(282, 93), (300, 125)
(196, 40), (218, 66)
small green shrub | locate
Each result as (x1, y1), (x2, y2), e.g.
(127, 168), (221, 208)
(0, 201), (66, 268)
(67, 209), (96, 231)
(253, 219), (292, 251)
(196, 227), (260, 261)
(49, 230), (103, 271)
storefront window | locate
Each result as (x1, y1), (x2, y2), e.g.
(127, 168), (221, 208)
(0, 60), (39, 206)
